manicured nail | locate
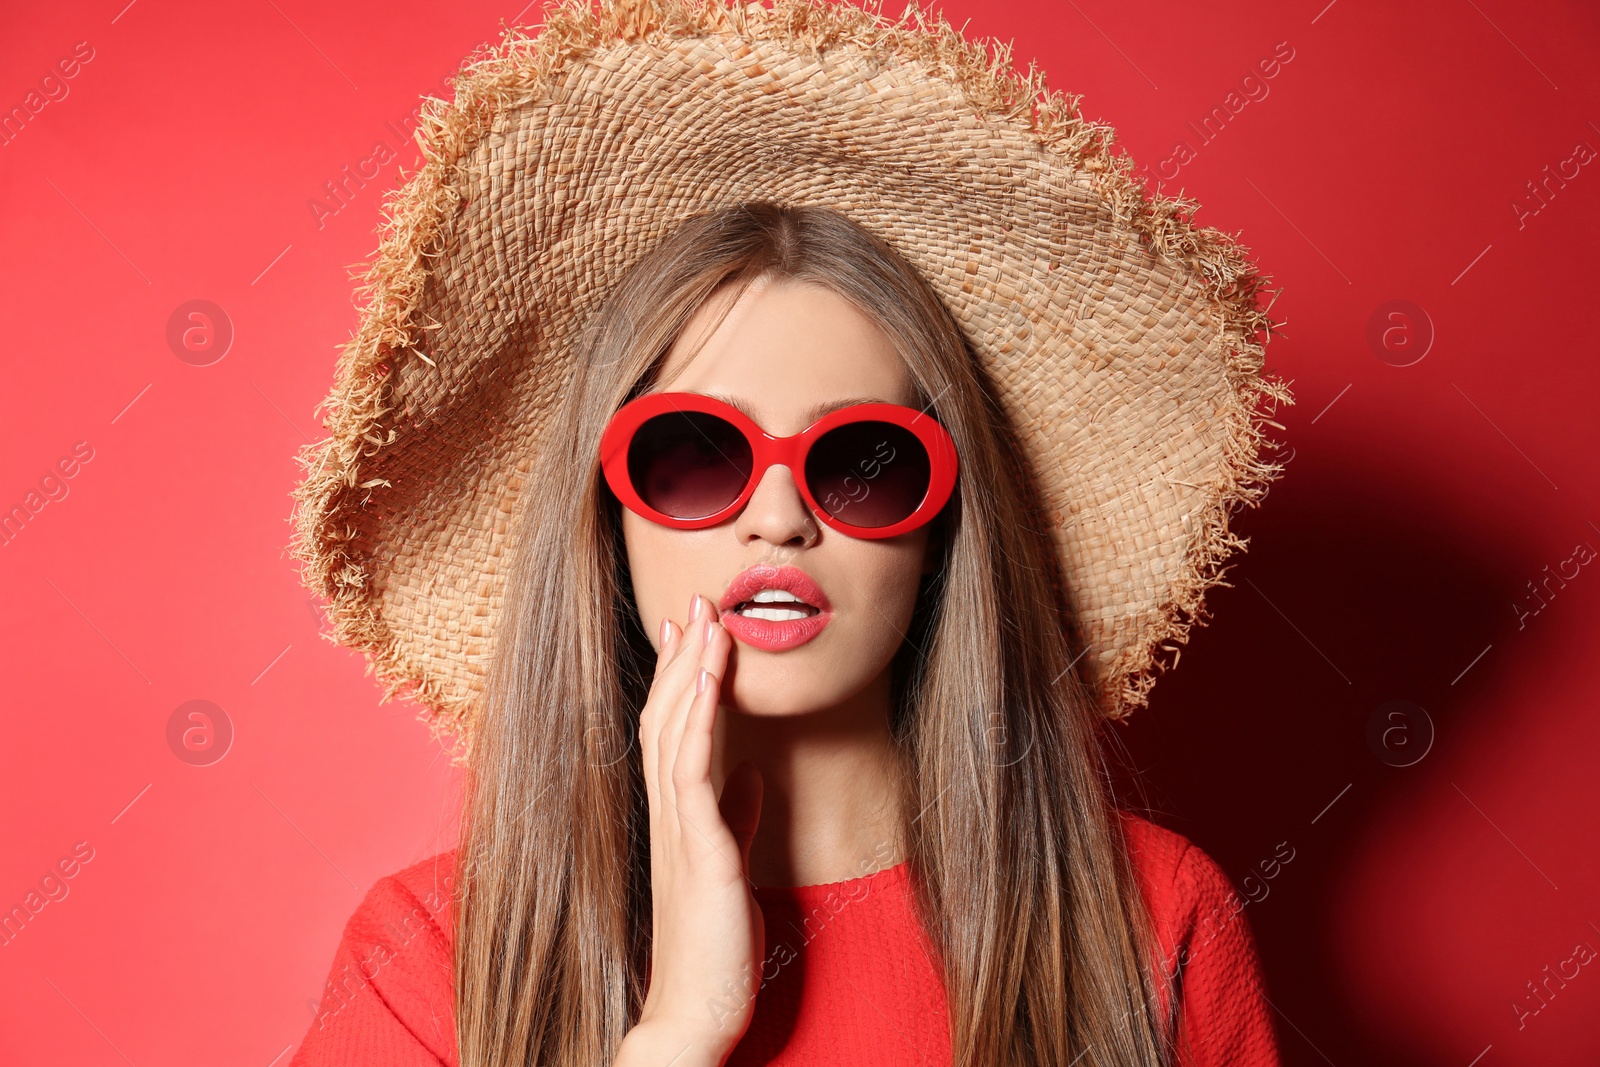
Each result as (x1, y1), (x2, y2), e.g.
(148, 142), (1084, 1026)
(704, 615), (717, 643)
(659, 616), (670, 645)
(690, 595), (704, 622)
(697, 669), (710, 693)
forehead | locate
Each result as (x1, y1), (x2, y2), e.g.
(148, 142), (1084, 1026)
(655, 276), (915, 433)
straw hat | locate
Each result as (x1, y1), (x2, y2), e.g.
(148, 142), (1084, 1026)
(289, 0), (1293, 756)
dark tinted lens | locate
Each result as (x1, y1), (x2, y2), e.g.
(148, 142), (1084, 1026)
(806, 421), (931, 528)
(627, 411), (753, 519)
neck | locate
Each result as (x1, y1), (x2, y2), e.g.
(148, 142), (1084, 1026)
(714, 667), (908, 888)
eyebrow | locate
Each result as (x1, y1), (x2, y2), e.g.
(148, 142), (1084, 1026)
(700, 392), (900, 427)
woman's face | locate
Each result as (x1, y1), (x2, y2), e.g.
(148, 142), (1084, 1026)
(620, 275), (940, 717)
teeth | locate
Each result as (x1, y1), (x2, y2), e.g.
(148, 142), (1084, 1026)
(738, 606), (812, 622)
(729, 587), (819, 621)
(750, 589), (804, 604)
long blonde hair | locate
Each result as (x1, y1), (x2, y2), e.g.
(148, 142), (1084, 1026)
(454, 201), (1177, 1066)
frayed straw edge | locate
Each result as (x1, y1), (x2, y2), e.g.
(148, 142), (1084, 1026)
(287, 0), (1295, 746)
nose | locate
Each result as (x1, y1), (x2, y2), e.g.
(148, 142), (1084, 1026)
(733, 463), (819, 549)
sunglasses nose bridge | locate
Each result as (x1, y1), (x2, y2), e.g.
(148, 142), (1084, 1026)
(746, 430), (813, 498)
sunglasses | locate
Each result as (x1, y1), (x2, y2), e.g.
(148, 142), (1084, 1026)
(598, 391), (958, 538)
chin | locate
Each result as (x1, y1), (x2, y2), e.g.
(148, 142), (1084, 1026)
(724, 694), (821, 718)
(725, 678), (827, 718)
(723, 625), (900, 714)
(724, 662), (846, 718)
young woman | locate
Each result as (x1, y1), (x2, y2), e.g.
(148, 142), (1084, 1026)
(286, 2), (1291, 1063)
(289, 203), (1281, 1066)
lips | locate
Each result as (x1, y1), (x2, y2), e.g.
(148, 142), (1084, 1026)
(717, 564), (833, 615)
(717, 564), (834, 652)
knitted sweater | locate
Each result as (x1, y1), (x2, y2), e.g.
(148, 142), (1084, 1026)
(288, 812), (1281, 1065)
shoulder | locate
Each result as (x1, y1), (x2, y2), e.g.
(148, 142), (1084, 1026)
(1115, 810), (1254, 969)
(386, 849), (459, 932)
(1117, 809), (1221, 942)
(1117, 809), (1195, 892)
(289, 850), (460, 1067)
(1116, 810), (1238, 928)
(341, 849), (458, 957)
(1115, 811), (1283, 1067)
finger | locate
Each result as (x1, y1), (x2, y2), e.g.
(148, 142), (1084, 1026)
(671, 623), (730, 788)
(653, 595), (718, 851)
(670, 663), (717, 790)
(670, 660), (744, 872)
(652, 615), (680, 680)
(645, 597), (699, 792)
(642, 624), (677, 748)
(670, 622), (731, 818)
(641, 624), (685, 826)
(671, 663), (720, 800)
(656, 602), (708, 700)
(667, 597), (709, 663)
(655, 605), (710, 832)
(661, 608), (719, 776)
(660, 595), (713, 735)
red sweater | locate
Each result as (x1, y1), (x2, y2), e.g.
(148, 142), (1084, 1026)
(288, 813), (1281, 1066)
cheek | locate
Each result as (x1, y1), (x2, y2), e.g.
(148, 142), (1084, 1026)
(621, 513), (712, 634)
(837, 542), (929, 646)
(621, 512), (668, 619)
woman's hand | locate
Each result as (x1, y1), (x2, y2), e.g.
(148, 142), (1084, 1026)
(618, 593), (765, 1067)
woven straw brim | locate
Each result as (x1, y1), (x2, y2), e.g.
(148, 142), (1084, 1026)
(289, 0), (1293, 757)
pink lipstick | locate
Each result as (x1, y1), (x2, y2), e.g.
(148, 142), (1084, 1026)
(717, 563), (834, 652)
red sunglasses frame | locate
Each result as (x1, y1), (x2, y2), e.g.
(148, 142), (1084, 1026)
(598, 391), (959, 539)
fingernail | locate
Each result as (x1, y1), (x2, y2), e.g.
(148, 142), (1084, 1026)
(690, 596), (704, 622)
(659, 616), (670, 645)
(703, 615), (714, 642)
(697, 669), (709, 693)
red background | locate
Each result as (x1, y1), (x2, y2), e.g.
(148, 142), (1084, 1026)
(2, 0), (1597, 1063)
